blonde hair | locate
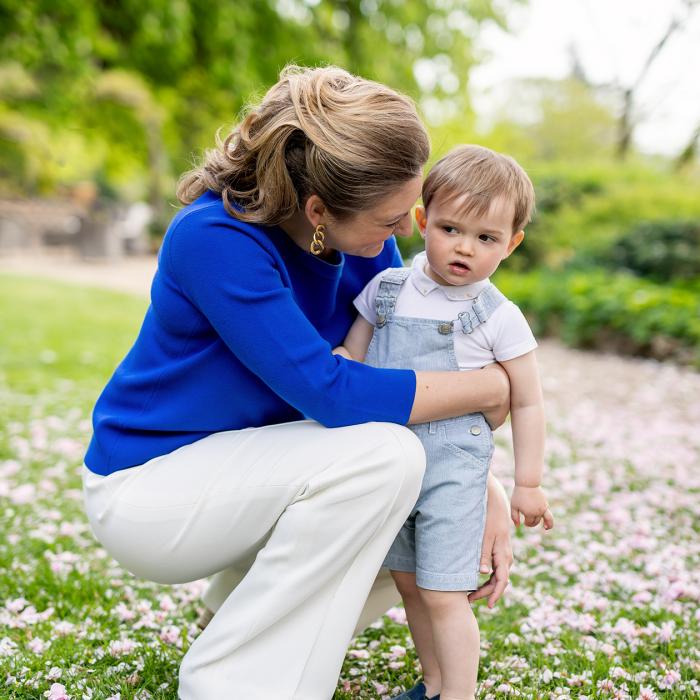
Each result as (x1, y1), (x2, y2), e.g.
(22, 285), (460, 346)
(422, 145), (535, 233)
(177, 65), (430, 224)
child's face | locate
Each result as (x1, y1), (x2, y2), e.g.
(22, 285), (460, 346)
(416, 191), (524, 286)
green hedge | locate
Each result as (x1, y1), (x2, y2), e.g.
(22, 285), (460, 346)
(507, 163), (700, 272)
(493, 267), (700, 366)
(580, 219), (700, 282)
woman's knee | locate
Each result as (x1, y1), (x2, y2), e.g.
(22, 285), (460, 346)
(370, 422), (426, 497)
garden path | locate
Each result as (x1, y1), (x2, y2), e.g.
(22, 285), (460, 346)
(0, 253), (158, 296)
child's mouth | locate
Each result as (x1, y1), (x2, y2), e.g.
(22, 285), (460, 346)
(448, 262), (470, 275)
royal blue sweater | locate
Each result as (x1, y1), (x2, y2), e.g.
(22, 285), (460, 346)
(84, 191), (417, 475)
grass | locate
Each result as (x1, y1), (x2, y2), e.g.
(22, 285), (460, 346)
(1, 273), (698, 699)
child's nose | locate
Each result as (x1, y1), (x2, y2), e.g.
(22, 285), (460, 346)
(456, 236), (475, 255)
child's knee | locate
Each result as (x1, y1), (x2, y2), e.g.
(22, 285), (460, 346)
(417, 587), (468, 614)
(391, 570), (419, 600)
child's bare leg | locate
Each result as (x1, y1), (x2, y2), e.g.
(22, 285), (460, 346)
(418, 588), (479, 700)
(391, 571), (441, 698)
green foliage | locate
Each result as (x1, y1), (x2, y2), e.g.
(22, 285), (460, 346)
(534, 172), (605, 215)
(493, 267), (700, 366)
(506, 167), (608, 269)
(584, 220), (700, 282)
(0, 0), (510, 199)
(498, 161), (700, 271)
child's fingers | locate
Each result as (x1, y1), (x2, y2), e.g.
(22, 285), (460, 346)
(542, 508), (555, 530)
(524, 514), (541, 527)
(510, 506), (521, 527)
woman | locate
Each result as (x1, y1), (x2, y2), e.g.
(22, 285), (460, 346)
(82, 65), (513, 700)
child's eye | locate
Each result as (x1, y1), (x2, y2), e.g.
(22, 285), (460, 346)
(442, 225), (458, 235)
(479, 234), (495, 242)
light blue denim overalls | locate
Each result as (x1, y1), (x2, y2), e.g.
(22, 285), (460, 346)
(365, 268), (506, 591)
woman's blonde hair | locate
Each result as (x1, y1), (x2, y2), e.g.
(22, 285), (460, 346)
(422, 145), (535, 233)
(177, 65), (430, 224)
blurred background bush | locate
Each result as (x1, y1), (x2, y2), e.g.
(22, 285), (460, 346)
(1, 0), (698, 365)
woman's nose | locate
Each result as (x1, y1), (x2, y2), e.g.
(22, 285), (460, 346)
(394, 214), (413, 238)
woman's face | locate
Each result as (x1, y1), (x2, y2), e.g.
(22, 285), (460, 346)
(324, 175), (423, 257)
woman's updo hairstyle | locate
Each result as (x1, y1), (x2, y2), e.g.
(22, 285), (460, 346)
(177, 65), (430, 224)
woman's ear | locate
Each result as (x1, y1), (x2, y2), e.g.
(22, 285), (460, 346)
(415, 206), (427, 238)
(304, 194), (327, 227)
(504, 230), (525, 258)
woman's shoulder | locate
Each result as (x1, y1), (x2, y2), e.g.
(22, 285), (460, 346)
(169, 191), (268, 239)
(156, 192), (285, 299)
(163, 191), (277, 262)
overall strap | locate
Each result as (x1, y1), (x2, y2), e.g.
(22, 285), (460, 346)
(375, 268), (411, 327)
(457, 285), (507, 334)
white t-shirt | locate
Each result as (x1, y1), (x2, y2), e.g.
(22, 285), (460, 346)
(353, 252), (537, 370)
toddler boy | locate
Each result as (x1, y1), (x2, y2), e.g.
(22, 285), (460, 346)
(335, 145), (554, 700)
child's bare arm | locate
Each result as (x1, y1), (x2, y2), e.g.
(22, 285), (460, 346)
(333, 315), (374, 362)
(500, 351), (554, 530)
(502, 351), (545, 485)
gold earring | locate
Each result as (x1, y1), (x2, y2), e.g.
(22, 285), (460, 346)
(310, 224), (326, 256)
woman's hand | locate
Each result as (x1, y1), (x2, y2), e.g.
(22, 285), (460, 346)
(468, 472), (513, 608)
(481, 363), (511, 430)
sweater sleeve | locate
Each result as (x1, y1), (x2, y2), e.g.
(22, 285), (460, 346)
(167, 215), (416, 428)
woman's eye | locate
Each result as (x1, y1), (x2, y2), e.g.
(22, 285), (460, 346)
(386, 221), (400, 229)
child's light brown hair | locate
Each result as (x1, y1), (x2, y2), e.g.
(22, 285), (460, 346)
(422, 145), (535, 233)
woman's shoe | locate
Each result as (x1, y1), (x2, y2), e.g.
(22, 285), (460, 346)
(196, 606), (214, 630)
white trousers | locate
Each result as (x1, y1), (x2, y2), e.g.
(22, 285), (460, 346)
(82, 420), (426, 700)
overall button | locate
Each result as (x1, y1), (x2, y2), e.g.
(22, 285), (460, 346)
(438, 322), (453, 334)
(469, 425), (482, 436)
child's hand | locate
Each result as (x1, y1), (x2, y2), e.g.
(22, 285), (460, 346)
(510, 485), (554, 530)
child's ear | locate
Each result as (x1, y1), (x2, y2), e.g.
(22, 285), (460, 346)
(503, 230), (525, 258)
(415, 206), (427, 238)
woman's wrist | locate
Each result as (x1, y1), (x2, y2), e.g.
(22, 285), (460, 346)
(483, 364), (511, 429)
(482, 364), (510, 411)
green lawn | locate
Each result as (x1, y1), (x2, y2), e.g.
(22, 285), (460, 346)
(1, 274), (698, 700)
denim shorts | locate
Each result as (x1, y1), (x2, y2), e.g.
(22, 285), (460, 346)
(383, 412), (493, 591)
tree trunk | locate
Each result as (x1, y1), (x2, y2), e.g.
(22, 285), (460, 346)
(674, 121), (700, 170)
(616, 89), (634, 160)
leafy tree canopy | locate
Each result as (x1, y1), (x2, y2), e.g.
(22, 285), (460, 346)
(0, 0), (517, 199)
